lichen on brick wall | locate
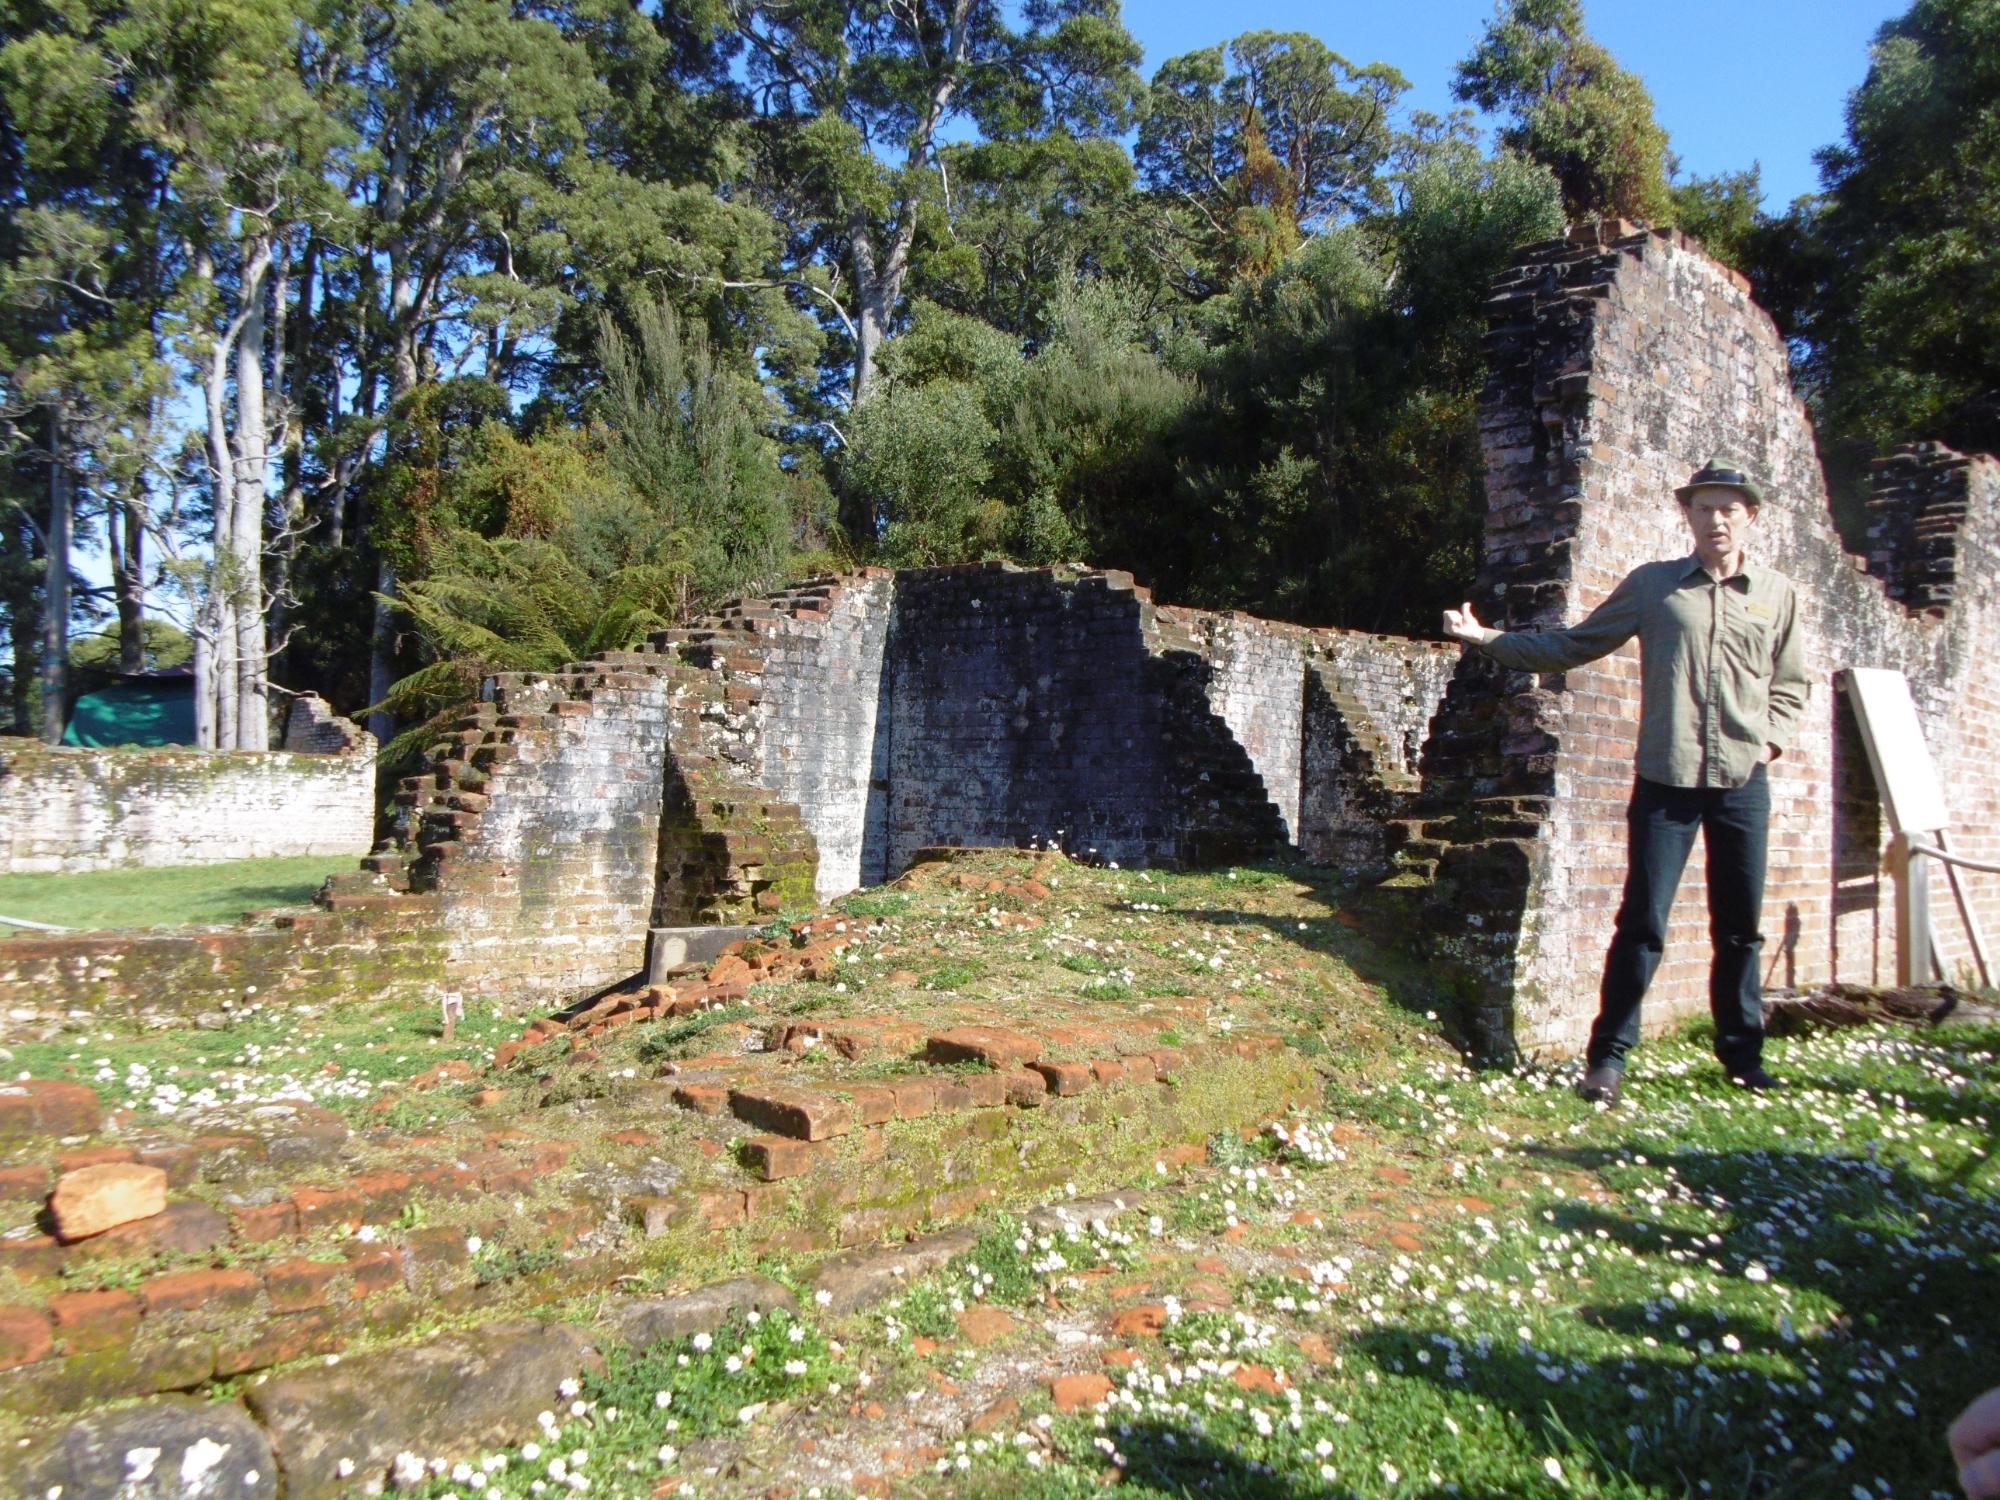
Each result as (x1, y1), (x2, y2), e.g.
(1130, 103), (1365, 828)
(1408, 221), (2000, 1059)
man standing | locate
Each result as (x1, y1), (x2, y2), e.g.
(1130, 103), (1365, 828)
(1442, 457), (1809, 1103)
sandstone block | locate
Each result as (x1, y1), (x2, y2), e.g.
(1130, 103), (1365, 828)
(49, 1162), (167, 1241)
(15, 1396), (276, 1500)
(246, 1322), (601, 1500)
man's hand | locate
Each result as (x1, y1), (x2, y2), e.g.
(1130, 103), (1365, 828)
(1442, 602), (1495, 646)
(1760, 744), (1780, 765)
(1952, 1387), (2000, 1498)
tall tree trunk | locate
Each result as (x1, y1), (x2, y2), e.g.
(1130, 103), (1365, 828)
(110, 491), (145, 675)
(232, 242), (272, 750)
(191, 602), (217, 749)
(39, 414), (71, 745)
(2, 519), (39, 735)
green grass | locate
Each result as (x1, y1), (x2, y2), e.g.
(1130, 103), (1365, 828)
(947, 1023), (2000, 1499)
(0, 854), (357, 933)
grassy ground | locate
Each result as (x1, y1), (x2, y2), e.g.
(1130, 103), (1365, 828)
(395, 1018), (2000, 1500)
(9, 851), (1997, 1495)
(0, 853), (356, 933)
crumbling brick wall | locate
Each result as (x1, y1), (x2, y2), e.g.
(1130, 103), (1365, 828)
(414, 666), (681, 997)
(754, 572), (896, 895)
(1415, 222), (2000, 1056)
(881, 565), (1289, 871)
(281, 694), (370, 755)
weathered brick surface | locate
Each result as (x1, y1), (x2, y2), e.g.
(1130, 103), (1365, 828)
(1415, 223), (2000, 1055)
(0, 730), (374, 876)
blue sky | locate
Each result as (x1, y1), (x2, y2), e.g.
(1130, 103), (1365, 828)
(1119, 0), (1904, 209)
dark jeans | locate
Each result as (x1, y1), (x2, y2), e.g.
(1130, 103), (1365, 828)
(1588, 767), (1768, 1076)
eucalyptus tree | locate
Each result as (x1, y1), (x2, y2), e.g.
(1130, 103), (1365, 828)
(1137, 32), (1408, 290)
(1451, 0), (1673, 225)
(730, 0), (1145, 408)
(1803, 0), (2000, 482)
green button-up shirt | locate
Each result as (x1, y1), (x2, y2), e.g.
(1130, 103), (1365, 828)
(1478, 555), (1808, 789)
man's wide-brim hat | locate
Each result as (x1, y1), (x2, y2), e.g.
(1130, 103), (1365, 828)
(1675, 455), (1764, 508)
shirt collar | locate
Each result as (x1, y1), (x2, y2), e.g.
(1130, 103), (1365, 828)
(1680, 553), (1757, 588)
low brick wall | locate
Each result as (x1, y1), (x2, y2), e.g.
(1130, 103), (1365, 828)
(0, 898), (447, 1037)
(0, 740), (376, 876)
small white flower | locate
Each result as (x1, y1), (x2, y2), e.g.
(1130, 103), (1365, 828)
(466, 1236), (483, 1255)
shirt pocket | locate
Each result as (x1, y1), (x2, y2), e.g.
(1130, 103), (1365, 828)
(1720, 606), (1775, 671)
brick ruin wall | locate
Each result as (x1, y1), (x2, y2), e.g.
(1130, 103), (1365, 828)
(310, 566), (1451, 1006)
(1416, 223), (2000, 1056)
(0, 720), (375, 877)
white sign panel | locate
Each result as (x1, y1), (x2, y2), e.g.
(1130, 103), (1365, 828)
(1840, 667), (1950, 835)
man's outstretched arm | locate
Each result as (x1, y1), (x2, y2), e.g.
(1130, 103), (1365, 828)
(1442, 571), (1646, 673)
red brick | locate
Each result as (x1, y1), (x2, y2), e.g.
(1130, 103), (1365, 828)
(0, 1304), (53, 1369)
(350, 1170), (415, 1218)
(696, 1190), (746, 1229)
(0, 1231), (62, 1281)
(1146, 1047), (1188, 1078)
(1032, 1060), (1093, 1096)
(743, 1135), (819, 1181)
(57, 1145), (137, 1171)
(292, 1185), (365, 1233)
(845, 1086), (897, 1127)
(346, 1246), (404, 1301)
(0, 1163), (50, 1201)
(232, 1200), (300, 1244)
(48, 1288), (139, 1352)
(1003, 1069), (1048, 1107)
(405, 1226), (473, 1273)
(926, 1027), (1042, 1069)
(1109, 1304), (1168, 1338)
(134, 1144), (201, 1188)
(729, 1086), (853, 1141)
(743, 1182), (792, 1222)
(215, 1309), (335, 1378)
(411, 1163), (479, 1198)
(1049, 1372), (1113, 1412)
(671, 1083), (730, 1115)
(887, 1078), (936, 1119)
(0, 1079), (103, 1140)
(140, 1267), (261, 1316)
(49, 1162), (168, 1240)
(957, 1071), (1007, 1108)
(1089, 1058), (1128, 1088)
(264, 1258), (344, 1313)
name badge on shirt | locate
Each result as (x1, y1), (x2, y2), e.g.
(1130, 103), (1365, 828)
(1743, 602), (1774, 621)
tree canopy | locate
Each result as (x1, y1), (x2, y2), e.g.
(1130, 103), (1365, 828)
(0, 0), (1988, 743)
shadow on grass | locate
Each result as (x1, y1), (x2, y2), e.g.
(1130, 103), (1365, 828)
(1349, 1138), (2000, 1498)
(1172, 862), (1463, 1035)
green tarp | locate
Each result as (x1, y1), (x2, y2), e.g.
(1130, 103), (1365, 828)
(62, 678), (198, 747)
